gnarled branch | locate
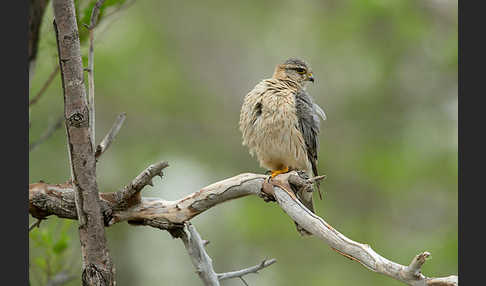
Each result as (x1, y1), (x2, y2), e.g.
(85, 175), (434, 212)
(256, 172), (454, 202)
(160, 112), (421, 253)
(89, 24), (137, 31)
(28, 169), (458, 286)
(268, 173), (458, 286)
(170, 222), (276, 286)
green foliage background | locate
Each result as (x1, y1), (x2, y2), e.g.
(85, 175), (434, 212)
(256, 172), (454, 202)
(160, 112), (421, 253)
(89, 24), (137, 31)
(29, 0), (457, 285)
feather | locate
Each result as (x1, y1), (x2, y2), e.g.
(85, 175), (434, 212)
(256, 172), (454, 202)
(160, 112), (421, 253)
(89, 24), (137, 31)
(295, 89), (323, 201)
(313, 103), (327, 121)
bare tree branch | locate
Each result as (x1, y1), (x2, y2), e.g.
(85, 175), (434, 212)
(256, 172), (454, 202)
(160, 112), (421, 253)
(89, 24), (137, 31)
(52, 0), (114, 284)
(29, 219), (43, 232)
(95, 112), (126, 159)
(407, 252), (431, 278)
(176, 222), (220, 286)
(29, 115), (64, 152)
(86, 0), (107, 150)
(112, 161), (168, 209)
(28, 170), (458, 286)
(268, 172), (458, 286)
(171, 222), (276, 286)
(425, 276), (459, 286)
(29, 66), (60, 106)
(239, 277), (249, 286)
(217, 258), (277, 281)
(88, 0), (106, 29)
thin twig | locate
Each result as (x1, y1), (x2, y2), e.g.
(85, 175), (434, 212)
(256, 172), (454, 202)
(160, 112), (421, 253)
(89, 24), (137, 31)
(88, 0), (106, 29)
(217, 258), (277, 281)
(29, 66), (60, 106)
(29, 219), (43, 232)
(87, 0), (106, 151)
(239, 277), (249, 286)
(95, 112), (126, 159)
(29, 116), (64, 152)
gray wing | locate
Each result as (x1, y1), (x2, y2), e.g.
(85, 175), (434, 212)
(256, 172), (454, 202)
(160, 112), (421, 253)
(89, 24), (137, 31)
(295, 89), (323, 179)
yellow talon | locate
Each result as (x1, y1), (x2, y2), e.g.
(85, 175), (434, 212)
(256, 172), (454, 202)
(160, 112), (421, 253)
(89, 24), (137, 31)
(271, 167), (289, 178)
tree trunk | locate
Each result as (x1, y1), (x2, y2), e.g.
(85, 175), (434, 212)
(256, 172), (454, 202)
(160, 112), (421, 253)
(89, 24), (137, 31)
(52, 0), (115, 284)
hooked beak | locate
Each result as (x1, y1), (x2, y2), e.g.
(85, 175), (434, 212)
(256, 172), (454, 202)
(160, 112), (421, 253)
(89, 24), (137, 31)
(308, 72), (314, 83)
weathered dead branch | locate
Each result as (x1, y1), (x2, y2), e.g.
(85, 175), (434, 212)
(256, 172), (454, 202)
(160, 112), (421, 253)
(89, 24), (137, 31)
(270, 173), (458, 286)
(28, 168), (457, 286)
(107, 161), (169, 212)
(217, 258), (277, 282)
(176, 222), (220, 285)
(170, 222), (276, 286)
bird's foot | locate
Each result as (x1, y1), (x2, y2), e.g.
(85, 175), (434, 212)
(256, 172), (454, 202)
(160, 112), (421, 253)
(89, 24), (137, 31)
(271, 167), (289, 178)
(260, 177), (276, 202)
(261, 172), (299, 202)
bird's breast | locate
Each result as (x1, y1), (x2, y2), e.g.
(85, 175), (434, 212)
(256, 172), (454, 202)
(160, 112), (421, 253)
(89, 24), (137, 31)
(251, 93), (309, 171)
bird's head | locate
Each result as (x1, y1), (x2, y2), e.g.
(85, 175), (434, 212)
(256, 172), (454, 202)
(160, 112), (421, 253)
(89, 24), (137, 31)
(272, 57), (314, 88)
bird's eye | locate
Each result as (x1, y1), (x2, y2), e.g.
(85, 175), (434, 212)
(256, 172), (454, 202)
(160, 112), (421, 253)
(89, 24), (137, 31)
(295, 68), (306, 74)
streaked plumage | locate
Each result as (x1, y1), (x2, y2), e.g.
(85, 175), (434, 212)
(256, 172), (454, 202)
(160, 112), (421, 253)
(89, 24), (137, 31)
(239, 57), (326, 235)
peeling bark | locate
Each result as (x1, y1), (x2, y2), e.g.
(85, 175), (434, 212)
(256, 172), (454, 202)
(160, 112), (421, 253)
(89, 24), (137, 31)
(29, 170), (457, 286)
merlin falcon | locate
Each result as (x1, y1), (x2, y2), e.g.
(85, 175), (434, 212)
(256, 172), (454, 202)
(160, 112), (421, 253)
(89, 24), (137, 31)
(239, 57), (326, 235)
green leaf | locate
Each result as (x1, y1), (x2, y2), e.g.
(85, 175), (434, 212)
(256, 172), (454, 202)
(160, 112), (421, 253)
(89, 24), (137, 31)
(34, 257), (48, 271)
(52, 238), (68, 254)
(40, 229), (53, 246)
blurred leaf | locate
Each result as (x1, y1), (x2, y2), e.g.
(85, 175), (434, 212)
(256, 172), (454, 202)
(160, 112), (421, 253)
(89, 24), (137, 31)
(30, 1), (458, 285)
(34, 257), (48, 272)
(52, 237), (69, 254)
(40, 229), (53, 247)
(78, 0), (127, 43)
